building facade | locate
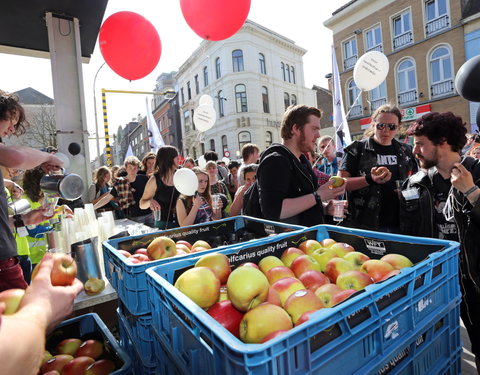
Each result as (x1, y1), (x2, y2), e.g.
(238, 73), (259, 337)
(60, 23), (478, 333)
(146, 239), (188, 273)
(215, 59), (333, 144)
(175, 20), (316, 159)
(324, 0), (478, 138)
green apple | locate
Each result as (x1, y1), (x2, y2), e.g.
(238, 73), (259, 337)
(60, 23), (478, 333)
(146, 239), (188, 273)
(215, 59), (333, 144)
(84, 278), (106, 296)
(329, 242), (355, 257)
(284, 289), (324, 324)
(265, 266), (296, 285)
(324, 258), (353, 283)
(329, 176), (345, 188)
(360, 260), (395, 282)
(55, 338), (82, 356)
(192, 240), (212, 250)
(195, 253), (231, 284)
(147, 236), (177, 259)
(175, 267), (220, 309)
(380, 254), (413, 269)
(41, 350), (53, 367)
(239, 303), (293, 343)
(298, 240), (322, 255)
(280, 247), (304, 267)
(290, 255), (321, 278)
(311, 248), (339, 272)
(258, 256), (284, 274)
(319, 238), (336, 248)
(0, 288), (25, 315)
(336, 270), (374, 291)
(314, 283), (342, 308)
(267, 277), (305, 306)
(343, 251), (370, 270)
(227, 267), (269, 312)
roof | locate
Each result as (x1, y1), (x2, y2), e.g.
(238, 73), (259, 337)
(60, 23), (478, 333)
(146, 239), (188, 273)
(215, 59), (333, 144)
(332, 0), (358, 16)
(14, 87), (54, 105)
(0, 0), (108, 59)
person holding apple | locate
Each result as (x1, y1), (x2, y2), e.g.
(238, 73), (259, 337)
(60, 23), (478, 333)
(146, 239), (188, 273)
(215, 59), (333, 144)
(176, 168), (222, 226)
(338, 104), (418, 233)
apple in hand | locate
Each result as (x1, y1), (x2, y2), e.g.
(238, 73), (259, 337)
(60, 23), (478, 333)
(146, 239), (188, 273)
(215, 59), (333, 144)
(62, 356), (95, 375)
(32, 253), (78, 286)
(372, 166), (388, 176)
(265, 266), (295, 285)
(331, 289), (357, 306)
(227, 267), (269, 312)
(329, 242), (355, 257)
(41, 354), (74, 374)
(84, 278), (106, 296)
(380, 254), (413, 269)
(280, 247), (304, 267)
(147, 236), (177, 259)
(85, 359), (116, 375)
(360, 259), (395, 282)
(298, 239), (322, 255)
(343, 251), (370, 270)
(314, 283), (342, 307)
(329, 176), (345, 188)
(260, 329), (290, 343)
(75, 339), (104, 359)
(239, 303), (293, 343)
(195, 253), (231, 284)
(284, 289), (324, 324)
(336, 270), (373, 290)
(55, 338), (82, 356)
(311, 248), (339, 272)
(207, 300), (244, 338)
(298, 270), (330, 292)
(267, 277), (305, 306)
(192, 240), (211, 250)
(0, 288), (25, 314)
(324, 258), (353, 283)
(290, 255), (321, 277)
(41, 350), (53, 367)
(258, 256), (284, 274)
(175, 267), (220, 309)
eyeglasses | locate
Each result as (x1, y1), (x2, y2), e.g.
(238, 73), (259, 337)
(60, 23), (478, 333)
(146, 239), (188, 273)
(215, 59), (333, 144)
(376, 123), (398, 131)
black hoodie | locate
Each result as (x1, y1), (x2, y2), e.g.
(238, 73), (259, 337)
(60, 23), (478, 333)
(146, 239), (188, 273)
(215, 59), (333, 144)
(257, 143), (324, 227)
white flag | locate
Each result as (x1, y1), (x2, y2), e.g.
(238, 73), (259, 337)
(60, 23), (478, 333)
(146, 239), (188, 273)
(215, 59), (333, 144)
(332, 44), (351, 159)
(146, 97), (165, 153)
(125, 144), (134, 158)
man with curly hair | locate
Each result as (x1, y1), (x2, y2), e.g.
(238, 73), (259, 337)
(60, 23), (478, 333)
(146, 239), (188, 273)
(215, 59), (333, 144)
(402, 111), (480, 372)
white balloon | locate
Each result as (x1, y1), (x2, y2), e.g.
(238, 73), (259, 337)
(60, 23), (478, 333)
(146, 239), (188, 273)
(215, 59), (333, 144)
(173, 168), (198, 196)
(353, 51), (389, 91)
(194, 104), (216, 132)
(55, 152), (70, 170)
(222, 157), (230, 164)
(199, 94), (214, 107)
(197, 155), (207, 169)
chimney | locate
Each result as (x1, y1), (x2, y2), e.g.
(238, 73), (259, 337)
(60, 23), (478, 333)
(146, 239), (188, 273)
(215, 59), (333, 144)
(325, 73), (333, 92)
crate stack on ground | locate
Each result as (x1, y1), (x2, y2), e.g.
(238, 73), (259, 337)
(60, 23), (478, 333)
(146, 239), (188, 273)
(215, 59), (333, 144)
(146, 225), (462, 375)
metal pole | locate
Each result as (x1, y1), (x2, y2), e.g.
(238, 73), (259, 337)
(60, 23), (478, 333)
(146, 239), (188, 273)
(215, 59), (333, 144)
(101, 89), (112, 167)
(93, 62), (105, 160)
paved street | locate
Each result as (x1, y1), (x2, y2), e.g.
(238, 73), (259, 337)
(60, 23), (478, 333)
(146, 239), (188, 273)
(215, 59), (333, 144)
(462, 320), (478, 375)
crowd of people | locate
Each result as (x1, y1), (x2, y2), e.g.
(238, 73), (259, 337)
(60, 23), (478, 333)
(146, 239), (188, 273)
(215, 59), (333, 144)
(1, 87), (480, 373)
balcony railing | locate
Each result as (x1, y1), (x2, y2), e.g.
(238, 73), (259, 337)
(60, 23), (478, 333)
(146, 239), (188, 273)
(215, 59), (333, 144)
(344, 55), (357, 70)
(431, 79), (454, 97)
(398, 89), (417, 105)
(393, 31), (413, 49)
(370, 98), (387, 111)
(426, 14), (449, 36)
(366, 44), (383, 53)
(348, 104), (362, 118)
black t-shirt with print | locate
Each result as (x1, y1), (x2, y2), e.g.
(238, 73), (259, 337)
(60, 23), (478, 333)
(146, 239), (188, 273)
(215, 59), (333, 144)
(432, 173), (458, 241)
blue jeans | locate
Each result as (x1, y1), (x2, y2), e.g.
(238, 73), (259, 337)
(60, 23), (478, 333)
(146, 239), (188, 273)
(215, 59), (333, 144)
(19, 255), (32, 284)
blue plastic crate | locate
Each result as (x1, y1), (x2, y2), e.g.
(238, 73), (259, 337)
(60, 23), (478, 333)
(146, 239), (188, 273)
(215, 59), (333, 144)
(47, 313), (131, 375)
(103, 215), (303, 315)
(146, 224), (461, 375)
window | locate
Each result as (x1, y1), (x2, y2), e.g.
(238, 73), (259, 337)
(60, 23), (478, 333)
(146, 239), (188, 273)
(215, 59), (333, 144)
(238, 131), (251, 151)
(217, 90), (225, 117)
(393, 10), (413, 49)
(221, 135), (228, 154)
(183, 110), (191, 132)
(286, 64), (291, 82)
(215, 57), (221, 79)
(347, 79), (362, 118)
(262, 86), (269, 113)
(425, 0), (449, 36)
(194, 75), (199, 95)
(235, 84), (248, 112)
(203, 66), (209, 87)
(259, 53), (266, 74)
(291, 66), (296, 84)
(343, 38), (358, 70)
(210, 139), (215, 152)
(187, 81), (191, 100)
(200, 143), (205, 155)
(232, 50), (244, 72)
(191, 109), (196, 130)
(291, 94), (297, 106)
(365, 25), (383, 52)
(396, 58), (417, 105)
(284, 93), (290, 110)
(429, 46), (454, 97)
(369, 81), (387, 111)
(266, 131), (273, 147)
(281, 62), (286, 81)
(180, 88), (185, 105)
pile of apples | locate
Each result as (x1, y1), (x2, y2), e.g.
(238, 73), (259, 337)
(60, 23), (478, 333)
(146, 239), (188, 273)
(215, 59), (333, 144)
(116, 236), (213, 264)
(40, 338), (115, 375)
(173, 238), (413, 344)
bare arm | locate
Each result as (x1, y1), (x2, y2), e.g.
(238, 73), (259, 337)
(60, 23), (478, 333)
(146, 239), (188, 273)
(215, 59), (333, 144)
(229, 185), (249, 217)
(0, 145), (63, 170)
(140, 176), (160, 210)
(176, 196), (202, 227)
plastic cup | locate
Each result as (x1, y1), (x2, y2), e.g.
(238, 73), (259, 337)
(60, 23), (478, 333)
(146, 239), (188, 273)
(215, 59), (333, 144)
(43, 194), (59, 216)
(332, 200), (347, 222)
(212, 195), (221, 210)
(153, 209), (162, 222)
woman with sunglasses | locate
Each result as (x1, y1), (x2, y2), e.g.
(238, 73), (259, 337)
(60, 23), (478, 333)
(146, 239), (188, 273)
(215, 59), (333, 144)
(338, 104), (418, 233)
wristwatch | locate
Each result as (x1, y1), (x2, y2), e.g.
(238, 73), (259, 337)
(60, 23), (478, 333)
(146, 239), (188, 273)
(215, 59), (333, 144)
(313, 191), (322, 205)
(12, 214), (28, 237)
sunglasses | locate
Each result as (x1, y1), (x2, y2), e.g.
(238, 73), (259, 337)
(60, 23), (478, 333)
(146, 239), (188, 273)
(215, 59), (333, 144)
(376, 123), (398, 131)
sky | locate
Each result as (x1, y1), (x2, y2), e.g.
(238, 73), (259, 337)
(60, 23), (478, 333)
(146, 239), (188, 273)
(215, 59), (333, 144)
(0, 0), (348, 160)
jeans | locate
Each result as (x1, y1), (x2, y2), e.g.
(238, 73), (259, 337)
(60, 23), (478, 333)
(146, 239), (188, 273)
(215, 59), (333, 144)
(19, 255), (32, 284)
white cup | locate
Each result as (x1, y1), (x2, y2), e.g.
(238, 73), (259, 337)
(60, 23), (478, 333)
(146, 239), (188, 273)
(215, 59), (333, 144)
(153, 209), (162, 222)
(332, 200), (347, 222)
(212, 195), (221, 210)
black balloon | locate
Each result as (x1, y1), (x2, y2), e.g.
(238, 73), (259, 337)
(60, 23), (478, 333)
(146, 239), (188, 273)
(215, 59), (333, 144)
(68, 142), (81, 155)
(455, 55), (480, 102)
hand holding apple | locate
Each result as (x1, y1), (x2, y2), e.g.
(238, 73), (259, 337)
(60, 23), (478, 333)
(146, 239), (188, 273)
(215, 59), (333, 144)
(32, 253), (78, 286)
(371, 166), (391, 184)
(0, 288), (25, 315)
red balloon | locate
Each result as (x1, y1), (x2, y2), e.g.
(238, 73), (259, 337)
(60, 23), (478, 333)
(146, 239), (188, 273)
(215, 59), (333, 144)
(180, 0), (251, 41)
(99, 12), (161, 80)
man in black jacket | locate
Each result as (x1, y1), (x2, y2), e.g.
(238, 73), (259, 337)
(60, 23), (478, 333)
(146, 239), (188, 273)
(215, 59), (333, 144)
(257, 105), (345, 227)
(406, 111), (480, 372)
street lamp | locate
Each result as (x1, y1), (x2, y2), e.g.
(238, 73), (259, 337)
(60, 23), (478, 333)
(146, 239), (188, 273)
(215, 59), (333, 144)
(93, 62), (106, 160)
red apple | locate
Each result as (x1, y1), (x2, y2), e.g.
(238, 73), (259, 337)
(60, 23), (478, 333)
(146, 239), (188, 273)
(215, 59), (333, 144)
(295, 310), (317, 326)
(314, 283), (342, 307)
(41, 354), (74, 374)
(319, 238), (336, 247)
(298, 239), (322, 255)
(360, 259), (395, 282)
(134, 248), (148, 256)
(130, 253), (150, 263)
(324, 258), (354, 283)
(284, 289), (324, 324)
(176, 240), (192, 250)
(41, 350), (53, 367)
(174, 249), (188, 257)
(85, 359), (116, 375)
(55, 338), (82, 356)
(117, 250), (131, 258)
(331, 289), (357, 306)
(258, 256), (284, 274)
(336, 270), (373, 291)
(343, 251), (370, 270)
(280, 247), (304, 267)
(260, 329), (290, 343)
(62, 356), (95, 375)
(75, 340), (103, 360)
(32, 253), (77, 286)
(291, 255), (321, 278)
(238, 262), (259, 269)
(239, 303), (293, 343)
(378, 269), (401, 282)
(147, 236), (177, 260)
(380, 254), (413, 269)
(0, 288), (25, 315)
(265, 266), (296, 285)
(298, 270), (330, 292)
(195, 253), (231, 284)
(129, 258), (141, 264)
(207, 300), (244, 338)
(267, 277), (305, 306)
(329, 242), (355, 257)
(189, 246), (209, 253)
(84, 278), (106, 296)
(192, 240), (211, 250)
(175, 244), (191, 253)
(175, 267), (220, 309)
(227, 267), (269, 312)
